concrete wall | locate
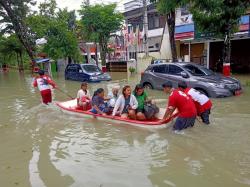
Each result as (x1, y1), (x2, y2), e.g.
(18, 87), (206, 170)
(159, 23), (172, 60)
(136, 54), (152, 74)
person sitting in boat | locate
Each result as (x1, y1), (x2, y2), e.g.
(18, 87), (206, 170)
(107, 85), (120, 108)
(90, 88), (110, 115)
(178, 81), (212, 124)
(133, 84), (149, 121)
(112, 85), (138, 119)
(77, 82), (91, 111)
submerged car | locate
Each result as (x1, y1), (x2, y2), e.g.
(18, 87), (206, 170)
(65, 64), (111, 82)
(140, 62), (242, 98)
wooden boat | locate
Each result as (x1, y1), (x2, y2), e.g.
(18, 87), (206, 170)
(56, 99), (178, 128)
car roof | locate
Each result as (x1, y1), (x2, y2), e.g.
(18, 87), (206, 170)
(68, 63), (97, 66)
(81, 64), (98, 66)
(149, 62), (201, 67)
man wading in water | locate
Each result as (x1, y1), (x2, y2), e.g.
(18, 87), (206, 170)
(33, 70), (56, 104)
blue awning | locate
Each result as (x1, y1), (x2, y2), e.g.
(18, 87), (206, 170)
(35, 58), (50, 64)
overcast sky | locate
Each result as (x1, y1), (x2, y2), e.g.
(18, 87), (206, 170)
(36, 0), (127, 11)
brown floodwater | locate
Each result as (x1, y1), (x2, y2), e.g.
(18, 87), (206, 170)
(0, 71), (250, 187)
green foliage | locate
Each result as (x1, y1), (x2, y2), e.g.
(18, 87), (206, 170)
(79, 3), (124, 65)
(39, 0), (57, 17)
(129, 66), (136, 73)
(0, 0), (37, 61)
(26, 2), (81, 63)
(151, 0), (185, 14)
(44, 20), (80, 61)
(0, 34), (26, 67)
(26, 15), (51, 38)
(191, 0), (250, 37)
(43, 9), (80, 62)
(0, 0), (36, 34)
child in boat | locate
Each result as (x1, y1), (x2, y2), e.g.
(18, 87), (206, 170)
(107, 85), (120, 108)
(77, 82), (91, 111)
(90, 88), (110, 115)
(112, 85), (138, 119)
(133, 84), (148, 120)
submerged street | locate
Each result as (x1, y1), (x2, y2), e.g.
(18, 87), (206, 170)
(0, 71), (250, 187)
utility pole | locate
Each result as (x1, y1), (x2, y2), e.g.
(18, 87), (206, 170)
(85, 0), (92, 64)
(143, 0), (149, 56)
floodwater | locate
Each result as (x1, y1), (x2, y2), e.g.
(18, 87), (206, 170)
(0, 71), (250, 187)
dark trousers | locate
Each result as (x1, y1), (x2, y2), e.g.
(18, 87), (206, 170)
(174, 116), (196, 131)
(200, 109), (210, 125)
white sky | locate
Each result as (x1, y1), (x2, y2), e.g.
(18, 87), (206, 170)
(36, 0), (128, 12)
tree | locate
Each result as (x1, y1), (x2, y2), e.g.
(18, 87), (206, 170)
(39, 0), (57, 18)
(150, 0), (186, 61)
(26, 2), (81, 64)
(79, 3), (124, 66)
(42, 9), (80, 63)
(0, 35), (25, 70)
(191, 0), (250, 68)
(0, 0), (36, 62)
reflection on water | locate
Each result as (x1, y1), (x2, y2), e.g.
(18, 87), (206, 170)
(0, 71), (250, 187)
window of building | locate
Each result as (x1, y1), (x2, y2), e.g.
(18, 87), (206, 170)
(154, 16), (160, 28)
(148, 16), (154, 30)
(180, 6), (190, 16)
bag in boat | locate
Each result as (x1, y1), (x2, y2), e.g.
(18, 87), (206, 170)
(144, 103), (159, 119)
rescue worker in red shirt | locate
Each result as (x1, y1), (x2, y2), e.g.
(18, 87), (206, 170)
(178, 81), (212, 124)
(33, 70), (56, 104)
(160, 81), (197, 131)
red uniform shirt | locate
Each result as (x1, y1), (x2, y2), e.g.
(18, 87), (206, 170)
(168, 89), (197, 118)
(184, 88), (212, 115)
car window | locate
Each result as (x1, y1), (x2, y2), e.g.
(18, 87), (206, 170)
(199, 66), (214, 76)
(168, 65), (183, 75)
(183, 65), (206, 76)
(82, 65), (101, 73)
(153, 65), (167, 73)
(67, 66), (78, 73)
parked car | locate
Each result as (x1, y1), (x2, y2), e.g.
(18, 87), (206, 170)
(65, 64), (111, 82)
(140, 62), (242, 98)
(151, 59), (167, 65)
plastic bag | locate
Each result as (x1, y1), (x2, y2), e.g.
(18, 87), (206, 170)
(144, 103), (159, 119)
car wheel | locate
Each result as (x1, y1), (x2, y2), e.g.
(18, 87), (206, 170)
(143, 83), (153, 89)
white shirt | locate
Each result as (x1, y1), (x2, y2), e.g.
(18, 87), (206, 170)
(112, 94), (138, 116)
(77, 89), (91, 101)
(107, 92), (118, 108)
(35, 76), (51, 91)
(187, 88), (209, 105)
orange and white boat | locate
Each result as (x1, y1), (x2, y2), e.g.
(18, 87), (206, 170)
(56, 99), (177, 128)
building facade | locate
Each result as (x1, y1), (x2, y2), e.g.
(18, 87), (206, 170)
(122, 1), (250, 73)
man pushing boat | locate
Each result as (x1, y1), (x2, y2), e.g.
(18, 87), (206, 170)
(160, 81), (197, 131)
(33, 70), (56, 104)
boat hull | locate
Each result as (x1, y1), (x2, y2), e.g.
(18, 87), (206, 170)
(56, 99), (177, 128)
